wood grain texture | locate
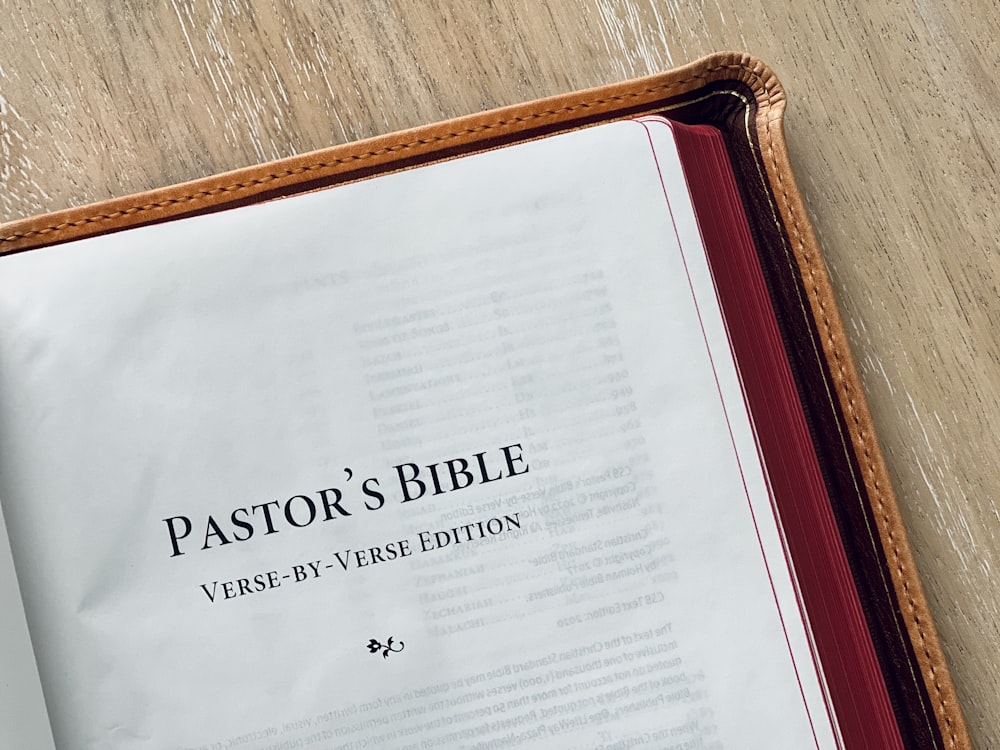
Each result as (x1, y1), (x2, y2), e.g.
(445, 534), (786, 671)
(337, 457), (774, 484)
(1, 0), (997, 744)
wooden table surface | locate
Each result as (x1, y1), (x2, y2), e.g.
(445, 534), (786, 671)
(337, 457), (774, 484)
(2, 1), (997, 745)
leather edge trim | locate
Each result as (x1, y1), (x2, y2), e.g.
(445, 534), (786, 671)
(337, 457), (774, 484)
(755, 91), (971, 750)
(0, 51), (774, 254)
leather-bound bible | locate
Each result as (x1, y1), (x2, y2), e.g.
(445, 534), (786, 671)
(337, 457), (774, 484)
(0, 53), (969, 749)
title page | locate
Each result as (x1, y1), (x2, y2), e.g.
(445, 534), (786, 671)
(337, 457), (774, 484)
(0, 122), (834, 749)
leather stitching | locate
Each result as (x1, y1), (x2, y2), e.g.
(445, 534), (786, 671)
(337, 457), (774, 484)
(762, 106), (958, 748)
(0, 62), (763, 245)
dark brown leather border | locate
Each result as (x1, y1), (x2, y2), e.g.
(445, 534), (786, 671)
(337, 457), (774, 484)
(0, 51), (970, 749)
(731, 78), (968, 750)
(667, 83), (954, 750)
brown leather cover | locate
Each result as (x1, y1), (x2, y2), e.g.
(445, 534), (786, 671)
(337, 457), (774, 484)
(0, 51), (969, 749)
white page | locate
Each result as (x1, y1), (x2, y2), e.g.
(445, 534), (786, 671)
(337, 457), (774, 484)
(638, 116), (840, 746)
(0, 120), (836, 749)
(0, 504), (57, 750)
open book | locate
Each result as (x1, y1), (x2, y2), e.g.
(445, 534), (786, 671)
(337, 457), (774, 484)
(0, 54), (968, 749)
